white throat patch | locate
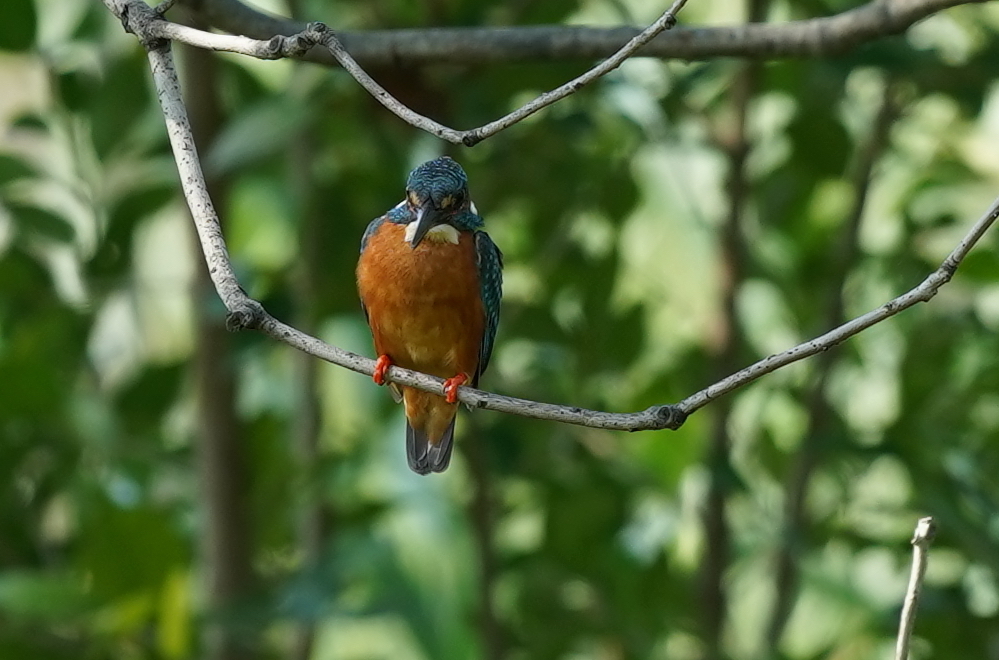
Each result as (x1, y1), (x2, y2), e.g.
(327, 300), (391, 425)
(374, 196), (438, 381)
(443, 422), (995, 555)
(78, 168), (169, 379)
(404, 222), (460, 245)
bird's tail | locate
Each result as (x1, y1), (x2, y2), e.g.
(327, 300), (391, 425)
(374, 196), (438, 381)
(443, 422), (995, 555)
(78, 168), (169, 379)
(406, 416), (456, 475)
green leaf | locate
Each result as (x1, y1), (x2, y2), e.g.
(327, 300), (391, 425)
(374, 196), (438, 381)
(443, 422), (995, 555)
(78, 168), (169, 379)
(12, 112), (46, 130)
(207, 99), (309, 176)
(0, 154), (34, 187)
(77, 499), (188, 600)
(0, 0), (36, 51)
(0, 571), (93, 621)
(88, 184), (175, 280)
(115, 363), (184, 435)
(55, 52), (153, 157)
(955, 249), (999, 283)
(6, 203), (75, 243)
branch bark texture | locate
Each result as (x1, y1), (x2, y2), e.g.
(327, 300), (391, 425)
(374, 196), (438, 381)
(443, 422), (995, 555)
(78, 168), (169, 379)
(179, 0), (974, 66)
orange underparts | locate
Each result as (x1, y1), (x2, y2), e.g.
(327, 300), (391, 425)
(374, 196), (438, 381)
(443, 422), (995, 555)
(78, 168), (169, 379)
(373, 355), (393, 385)
(443, 373), (469, 404)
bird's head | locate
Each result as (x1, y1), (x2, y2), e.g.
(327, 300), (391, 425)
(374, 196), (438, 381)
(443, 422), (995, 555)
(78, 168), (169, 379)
(403, 156), (480, 248)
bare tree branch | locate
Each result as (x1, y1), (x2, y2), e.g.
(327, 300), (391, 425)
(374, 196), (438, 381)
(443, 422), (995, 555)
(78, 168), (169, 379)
(177, 0), (973, 67)
(310, 0), (689, 147)
(895, 517), (937, 660)
(674, 190), (999, 415)
(120, 0), (689, 145)
(102, 0), (999, 434)
(147, 18), (316, 58)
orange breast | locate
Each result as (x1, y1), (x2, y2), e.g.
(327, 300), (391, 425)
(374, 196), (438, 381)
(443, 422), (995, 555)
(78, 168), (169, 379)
(357, 221), (485, 379)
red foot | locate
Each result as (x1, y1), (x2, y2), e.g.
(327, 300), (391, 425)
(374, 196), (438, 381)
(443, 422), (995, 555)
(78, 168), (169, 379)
(443, 373), (469, 404)
(373, 355), (393, 386)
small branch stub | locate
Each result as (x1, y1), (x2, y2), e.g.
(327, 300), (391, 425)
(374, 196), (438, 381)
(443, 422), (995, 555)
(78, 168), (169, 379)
(894, 516), (937, 660)
(653, 404), (686, 430)
(118, 0), (169, 50)
(154, 0), (177, 16)
(912, 516), (937, 546)
(224, 298), (265, 331)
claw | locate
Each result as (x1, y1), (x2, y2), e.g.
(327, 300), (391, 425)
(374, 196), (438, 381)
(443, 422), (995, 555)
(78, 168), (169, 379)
(373, 355), (393, 386)
(442, 373), (469, 404)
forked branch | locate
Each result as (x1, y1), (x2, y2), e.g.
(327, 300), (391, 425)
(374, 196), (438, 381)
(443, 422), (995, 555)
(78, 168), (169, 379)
(110, 0), (688, 145)
(180, 0), (974, 67)
(102, 0), (999, 432)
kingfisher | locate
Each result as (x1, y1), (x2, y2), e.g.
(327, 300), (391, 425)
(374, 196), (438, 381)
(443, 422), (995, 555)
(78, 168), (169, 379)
(356, 156), (503, 475)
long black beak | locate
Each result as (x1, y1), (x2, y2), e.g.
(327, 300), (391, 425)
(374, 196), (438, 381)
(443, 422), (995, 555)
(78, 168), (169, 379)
(409, 202), (445, 248)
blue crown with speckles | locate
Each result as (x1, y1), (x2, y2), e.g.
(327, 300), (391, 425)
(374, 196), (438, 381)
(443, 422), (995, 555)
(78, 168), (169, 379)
(406, 156), (468, 195)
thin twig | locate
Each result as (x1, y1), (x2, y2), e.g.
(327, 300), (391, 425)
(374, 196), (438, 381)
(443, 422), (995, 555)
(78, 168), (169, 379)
(102, 0), (999, 433)
(894, 517), (936, 660)
(445, 0), (690, 145)
(306, 23), (463, 144)
(675, 191), (999, 415)
(209, 1), (687, 146)
(113, 0), (688, 145)
(180, 0), (972, 67)
(155, 20), (316, 59)
(120, 0), (975, 144)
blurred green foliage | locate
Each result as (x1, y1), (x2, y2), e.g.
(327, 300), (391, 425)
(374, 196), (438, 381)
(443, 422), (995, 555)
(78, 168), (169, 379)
(1, 0), (998, 658)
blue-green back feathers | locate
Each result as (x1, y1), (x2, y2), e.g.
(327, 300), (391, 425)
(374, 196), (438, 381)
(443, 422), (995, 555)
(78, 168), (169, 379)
(474, 230), (502, 384)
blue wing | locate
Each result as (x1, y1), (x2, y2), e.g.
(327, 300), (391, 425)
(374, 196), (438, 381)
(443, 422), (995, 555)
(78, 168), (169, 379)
(474, 230), (503, 385)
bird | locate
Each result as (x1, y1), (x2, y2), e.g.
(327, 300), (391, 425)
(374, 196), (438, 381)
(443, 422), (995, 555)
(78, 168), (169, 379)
(356, 156), (503, 474)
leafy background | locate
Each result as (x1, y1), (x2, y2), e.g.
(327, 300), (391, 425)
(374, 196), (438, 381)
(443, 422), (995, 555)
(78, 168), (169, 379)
(1, 0), (998, 658)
